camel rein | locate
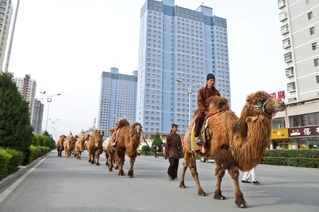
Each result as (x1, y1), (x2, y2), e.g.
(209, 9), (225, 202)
(141, 136), (157, 154)
(207, 110), (225, 117)
(251, 98), (272, 118)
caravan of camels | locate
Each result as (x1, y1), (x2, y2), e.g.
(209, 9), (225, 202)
(55, 90), (286, 208)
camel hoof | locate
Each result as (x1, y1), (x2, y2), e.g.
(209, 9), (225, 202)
(96, 163), (100, 166)
(235, 199), (247, 208)
(214, 194), (226, 200)
(179, 183), (187, 188)
(198, 190), (207, 196)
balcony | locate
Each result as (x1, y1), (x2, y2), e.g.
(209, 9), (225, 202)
(282, 38), (291, 49)
(285, 67), (294, 77)
(281, 24), (289, 35)
(278, 0), (286, 9)
(284, 52), (292, 63)
(279, 12), (288, 22)
(287, 82), (296, 92)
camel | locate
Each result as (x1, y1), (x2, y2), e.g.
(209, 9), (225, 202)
(57, 135), (66, 157)
(179, 91), (286, 208)
(74, 131), (90, 160)
(87, 129), (104, 165)
(102, 128), (115, 168)
(63, 132), (74, 158)
(111, 118), (143, 177)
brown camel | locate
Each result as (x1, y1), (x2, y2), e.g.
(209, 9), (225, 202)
(57, 134), (66, 157)
(87, 129), (104, 165)
(111, 118), (143, 177)
(179, 91), (286, 208)
(75, 132), (90, 160)
(63, 132), (74, 158)
(102, 128), (115, 168)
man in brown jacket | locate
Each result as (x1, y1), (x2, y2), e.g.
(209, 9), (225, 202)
(194, 73), (220, 145)
(165, 124), (182, 180)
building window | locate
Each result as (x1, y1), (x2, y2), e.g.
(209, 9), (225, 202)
(286, 67), (294, 77)
(306, 0), (310, 5)
(278, 0), (286, 8)
(287, 82), (296, 92)
(315, 58), (319, 67)
(282, 38), (291, 48)
(310, 27), (315, 35)
(284, 52), (292, 62)
(312, 42), (317, 50)
(316, 75), (319, 83)
(308, 12), (313, 20)
(281, 24), (289, 35)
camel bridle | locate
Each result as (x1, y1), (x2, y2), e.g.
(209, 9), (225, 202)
(251, 98), (272, 118)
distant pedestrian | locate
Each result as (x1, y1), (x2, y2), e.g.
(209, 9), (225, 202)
(165, 124), (182, 180)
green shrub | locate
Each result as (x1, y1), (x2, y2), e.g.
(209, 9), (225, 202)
(261, 156), (287, 166)
(141, 145), (150, 151)
(3, 148), (23, 174)
(28, 145), (38, 164)
(0, 148), (11, 180)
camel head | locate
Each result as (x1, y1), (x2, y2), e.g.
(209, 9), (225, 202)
(131, 122), (143, 135)
(245, 91), (286, 118)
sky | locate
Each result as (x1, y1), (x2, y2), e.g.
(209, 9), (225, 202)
(6, 0), (287, 139)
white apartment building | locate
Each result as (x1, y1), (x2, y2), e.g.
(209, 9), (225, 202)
(12, 74), (43, 133)
(0, 0), (12, 71)
(98, 67), (138, 138)
(271, 0), (319, 149)
(137, 0), (230, 134)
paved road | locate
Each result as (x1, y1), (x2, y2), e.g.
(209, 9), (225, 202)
(0, 150), (318, 212)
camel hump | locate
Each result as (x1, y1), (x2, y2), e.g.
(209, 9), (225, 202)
(206, 96), (230, 113)
(118, 118), (130, 127)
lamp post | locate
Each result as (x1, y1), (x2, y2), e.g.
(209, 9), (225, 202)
(40, 91), (61, 132)
(176, 79), (202, 124)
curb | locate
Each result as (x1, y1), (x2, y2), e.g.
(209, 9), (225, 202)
(0, 154), (48, 192)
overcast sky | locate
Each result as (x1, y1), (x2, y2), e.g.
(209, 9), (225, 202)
(6, 0), (287, 139)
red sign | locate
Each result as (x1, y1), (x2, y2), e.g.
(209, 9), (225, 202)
(269, 92), (276, 98)
(278, 90), (285, 99)
(288, 126), (319, 137)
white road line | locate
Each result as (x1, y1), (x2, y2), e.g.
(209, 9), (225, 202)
(0, 156), (47, 203)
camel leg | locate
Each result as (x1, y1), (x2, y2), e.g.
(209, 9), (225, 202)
(180, 150), (206, 196)
(228, 165), (247, 208)
(213, 165), (226, 200)
(127, 153), (137, 177)
(95, 151), (101, 166)
(116, 152), (125, 176)
(179, 157), (188, 188)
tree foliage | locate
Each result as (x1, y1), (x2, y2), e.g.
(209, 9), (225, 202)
(0, 73), (34, 152)
(152, 132), (163, 151)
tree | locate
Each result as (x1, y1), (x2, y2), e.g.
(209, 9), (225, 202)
(152, 132), (163, 151)
(0, 73), (34, 152)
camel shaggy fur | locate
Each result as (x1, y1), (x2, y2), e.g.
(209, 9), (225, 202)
(87, 129), (104, 165)
(57, 135), (66, 157)
(74, 132), (90, 160)
(102, 128), (115, 167)
(179, 91), (286, 208)
(111, 119), (143, 177)
(63, 132), (74, 158)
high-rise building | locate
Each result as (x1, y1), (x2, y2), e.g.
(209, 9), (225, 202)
(137, 0), (230, 134)
(12, 74), (43, 133)
(0, 0), (13, 71)
(271, 0), (319, 149)
(31, 99), (44, 134)
(98, 67), (138, 137)
(278, 0), (319, 101)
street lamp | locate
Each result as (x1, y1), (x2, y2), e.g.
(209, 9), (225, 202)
(40, 91), (61, 132)
(176, 79), (202, 124)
